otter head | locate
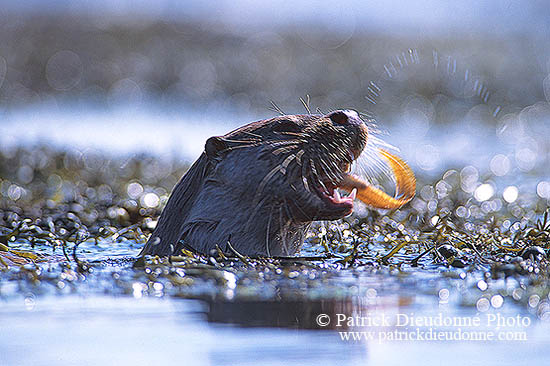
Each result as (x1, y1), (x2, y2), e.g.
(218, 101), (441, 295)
(141, 109), (369, 257)
(204, 109), (368, 224)
(191, 109), (369, 256)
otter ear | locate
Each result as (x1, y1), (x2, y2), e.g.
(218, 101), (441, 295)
(326, 110), (349, 125)
(205, 136), (228, 159)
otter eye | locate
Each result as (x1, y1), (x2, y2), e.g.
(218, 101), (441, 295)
(272, 120), (302, 134)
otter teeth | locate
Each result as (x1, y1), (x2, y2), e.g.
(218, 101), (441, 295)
(334, 189), (341, 202)
(330, 188), (356, 204)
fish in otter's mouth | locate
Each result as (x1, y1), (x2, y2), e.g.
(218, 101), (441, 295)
(140, 109), (416, 258)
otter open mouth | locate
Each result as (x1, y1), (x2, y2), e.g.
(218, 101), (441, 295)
(315, 183), (357, 215)
(315, 149), (416, 214)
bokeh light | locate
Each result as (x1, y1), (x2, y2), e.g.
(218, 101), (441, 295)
(474, 183), (494, 202)
(502, 186), (519, 203)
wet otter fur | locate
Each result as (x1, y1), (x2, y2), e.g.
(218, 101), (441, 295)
(139, 110), (368, 257)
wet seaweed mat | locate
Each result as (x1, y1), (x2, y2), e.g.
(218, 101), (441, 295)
(1, 145), (550, 325)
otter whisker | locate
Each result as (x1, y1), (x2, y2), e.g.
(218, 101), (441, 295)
(308, 159), (328, 192)
(301, 223), (311, 253)
(295, 150), (304, 165)
(245, 194), (272, 231)
(220, 143), (263, 154)
(300, 96), (312, 114)
(269, 100), (285, 115)
(316, 159), (341, 185)
(222, 138), (263, 144)
(271, 146), (299, 155)
(297, 153), (311, 192)
(279, 154), (296, 174)
(276, 131), (308, 138)
(301, 172), (311, 193)
(251, 154), (297, 212)
(242, 131), (264, 139)
(279, 207), (289, 255)
(223, 136), (301, 153)
(256, 166), (282, 198)
(307, 158), (321, 180)
(267, 139), (307, 148)
(321, 154), (344, 176)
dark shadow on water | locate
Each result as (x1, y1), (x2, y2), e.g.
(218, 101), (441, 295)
(199, 294), (413, 330)
(205, 298), (353, 329)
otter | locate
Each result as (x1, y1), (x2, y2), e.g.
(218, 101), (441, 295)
(139, 109), (415, 257)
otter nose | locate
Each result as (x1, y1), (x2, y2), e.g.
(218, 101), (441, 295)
(327, 109), (361, 125)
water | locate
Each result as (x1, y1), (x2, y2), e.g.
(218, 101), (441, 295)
(3, 273), (550, 365)
(0, 296), (366, 366)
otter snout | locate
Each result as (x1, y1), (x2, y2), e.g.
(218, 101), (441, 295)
(326, 109), (361, 125)
(325, 109), (368, 160)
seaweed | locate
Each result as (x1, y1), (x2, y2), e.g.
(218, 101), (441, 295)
(0, 144), (549, 317)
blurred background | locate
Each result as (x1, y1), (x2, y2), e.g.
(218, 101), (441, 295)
(1, 0), (549, 201)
